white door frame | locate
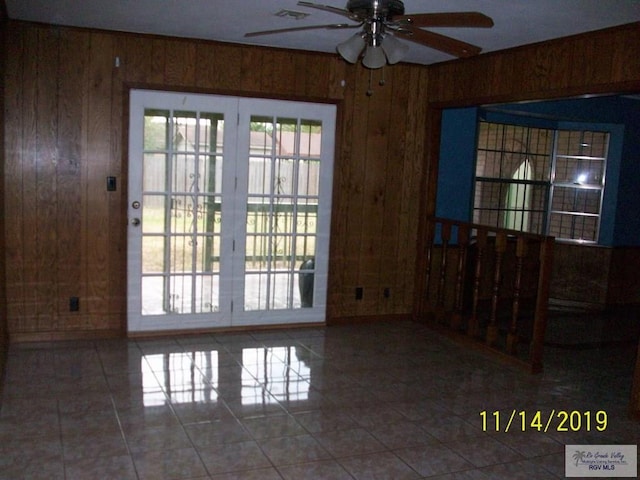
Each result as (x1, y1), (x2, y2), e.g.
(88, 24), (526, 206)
(127, 89), (336, 333)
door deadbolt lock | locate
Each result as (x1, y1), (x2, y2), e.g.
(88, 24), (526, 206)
(132, 201), (141, 209)
(131, 218), (141, 227)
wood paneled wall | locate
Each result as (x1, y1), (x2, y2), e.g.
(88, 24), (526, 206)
(427, 22), (640, 106)
(4, 20), (639, 340)
(608, 247), (640, 306)
(0, 14), (8, 372)
(3, 21), (429, 339)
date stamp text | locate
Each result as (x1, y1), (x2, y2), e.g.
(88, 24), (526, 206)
(480, 410), (608, 433)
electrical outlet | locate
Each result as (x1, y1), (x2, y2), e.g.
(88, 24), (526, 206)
(106, 176), (117, 191)
(69, 296), (80, 312)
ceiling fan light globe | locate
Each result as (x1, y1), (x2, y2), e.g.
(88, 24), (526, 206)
(362, 45), (386, 69)
(337, 34), (365, 63)
(382, 34), (409, 64)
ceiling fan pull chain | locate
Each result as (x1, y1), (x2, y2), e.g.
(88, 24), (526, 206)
(366, 69), (374, 96)
(379, 67), (386, 86)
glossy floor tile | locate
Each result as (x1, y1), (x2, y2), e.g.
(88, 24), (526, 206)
(1, 320), (639, 479)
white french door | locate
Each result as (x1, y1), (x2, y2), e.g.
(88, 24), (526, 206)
(127, 90), (336, 333)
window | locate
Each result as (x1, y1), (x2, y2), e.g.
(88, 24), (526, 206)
(473, 121), (608, 243)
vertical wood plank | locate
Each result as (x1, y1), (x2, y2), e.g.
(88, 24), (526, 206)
(405, 69), (429, 314)
(259, 49), (278, 94)
(293, 55), (309, 97)
(196, 43), (242, 92)
(122, 35), (154, 84)
(304, 55), (331, 98)
(4, 23), (27, 330)
(488, 52), (516, 99)
(0, 16), (6, 358)
(35, 27), (60, 330)
(19, 25), (40, 332)
(341, 65), (369, 317)
(164, 39), (196, 86)
(85, 32), (114, 317)
(240, 48), (263, 92)
(327, 65), (358, 320)
(380, 67), (409, 314)
(57, 29), (87, 324)
(357, 67), (392, 314)
(538, 41), (572, 92)
(150, 38), (166, 85)
(195, 42), (217, 90)
(610, 26), (640, 83)
(109, 33), (126, 331)
(328, 56), (347, 100)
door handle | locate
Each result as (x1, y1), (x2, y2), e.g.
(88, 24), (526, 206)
(131, 218), (141, 227)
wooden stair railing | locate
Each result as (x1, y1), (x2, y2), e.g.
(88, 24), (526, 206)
(417, 217), (555, 373)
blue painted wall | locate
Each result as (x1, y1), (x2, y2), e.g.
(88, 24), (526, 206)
(436, 96), (640, 246)
(435, 107), (478, 222)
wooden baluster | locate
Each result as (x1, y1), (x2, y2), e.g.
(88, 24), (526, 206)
(451, 224), (469, 330)
(424, 219), (435, 300)
(437, 222), (452, 318)
(506, 236), (527, 355)
(468, 229), (487, 338)
(529, 237), (554, 373)
(486, 232), (507, 347)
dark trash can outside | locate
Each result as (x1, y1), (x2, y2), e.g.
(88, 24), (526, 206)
(298, 258), (314, 308)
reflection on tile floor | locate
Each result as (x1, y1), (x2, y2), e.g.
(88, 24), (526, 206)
(1, 321), (639, 479)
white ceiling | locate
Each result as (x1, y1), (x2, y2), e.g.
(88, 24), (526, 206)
(6, 0), (640, 65)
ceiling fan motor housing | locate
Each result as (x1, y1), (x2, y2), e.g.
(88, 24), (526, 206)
(346, 0), (405, 19)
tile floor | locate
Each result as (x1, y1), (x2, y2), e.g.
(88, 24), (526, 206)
(1, 320), (639, 479)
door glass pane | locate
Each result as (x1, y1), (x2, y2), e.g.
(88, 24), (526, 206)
(142, 195), (167, 234)
(144, 109), (169, 150)
(141, 109), (224, 315)
(142, 236), (165, 274)
(298, 160), (320, 196)
(244, 117), (321, 311)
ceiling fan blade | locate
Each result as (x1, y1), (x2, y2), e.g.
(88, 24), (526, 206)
(297, 1), (353, 19)
(392, 12), (494, 28)
(245, 23), (356, 38)
(395, 26), (482, 58)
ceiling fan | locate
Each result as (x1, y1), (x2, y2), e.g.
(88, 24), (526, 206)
(245, 0), (494, 69)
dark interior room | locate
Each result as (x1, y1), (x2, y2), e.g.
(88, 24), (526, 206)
(1, 1), (640, 478)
